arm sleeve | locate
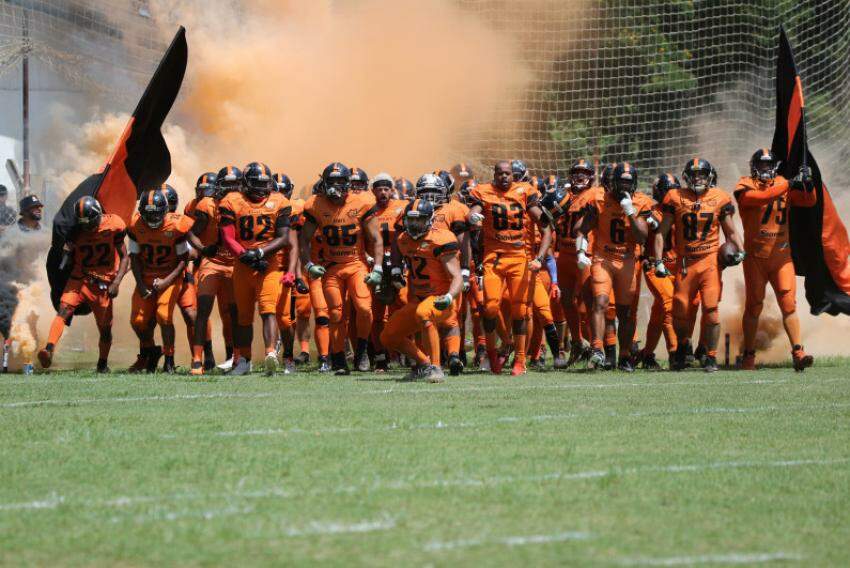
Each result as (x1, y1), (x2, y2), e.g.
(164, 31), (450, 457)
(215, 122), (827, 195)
(546, 254), (558, 285)
(220, 223), (246, 255)
(734, 180), (789, 208)
(127, 236), (140, 254)
(275, 206), (292, 229)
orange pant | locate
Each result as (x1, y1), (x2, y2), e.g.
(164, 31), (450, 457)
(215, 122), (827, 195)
(556, 252), (590, 343)
(380, 295), (458, 366)
(643, 267), (677, 355)
(178, 275), (197, 311)
(529, 271), (554, 327)
(371, 286), (407, 347)
(294, 288), (312, 319)
(322, 261), (372, 353)
(276, 284), (294, 331)
(673, 255), (721, 327)
(60, 278), (113, 330)
(482, 252), (532, 322)
(196, 259), (234, 347)
(743, 250), (796, 317)
(131, 278), (181, 331)
(590, 256), (640, 306)
(233, 261), (282, 326)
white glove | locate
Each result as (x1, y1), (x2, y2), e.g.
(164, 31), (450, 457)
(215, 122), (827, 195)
(619, 194), (636, 217)
(654, 260), (670, 277)
(461, 268), (470, 293)
(646, 216), (659, 230)
(577, 251), (592, 271)
(469, 212), (484, 225)
(434, 293), (453, 310)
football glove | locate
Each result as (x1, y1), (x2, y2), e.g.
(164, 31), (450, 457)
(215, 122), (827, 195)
(729, 251), (746, 266)
(390, 267), (406, 289)
(619, 194), (636, 217)
(461, 268), (470, 293)
(577, 251), (592, 271)
(294, 277), (309, 294)
(646, 216), (659, 230)
(654, 260), (670, 277)
(281, 272), (296, 287)
(469, 212), (484, 225)
(364, 266), (383, 287)
(434, 293), (453, 310)
(200, 244), (218, 258)
(306, 262), (326, 279)
(239, 248), (263, 266)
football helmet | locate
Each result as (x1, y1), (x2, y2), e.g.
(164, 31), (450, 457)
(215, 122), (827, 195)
(458, 178), (478, 205)
(541, 174), (562, 193)
(682, 158), (716, 194)
(569, 159), (595, 192)
(451, 163), (473, 184)
(611, 162), (638, 197)
(750, 148), (778, 183)
(415, 173), (448, 205)
(394, 177), (414, 200)
(539, 185), (571, 223)
(243, 162), (273, 201)
(215, 165), (243, 199)
(511, 159), (529, 182)
(195, 172), (217, 199)
(75, 195), (103, 231)
(403, 198), (435, 240)
(652, 173), (681, 203)
(371, 172), (394, 190)
(162, 183), (179, 213)
(139, 189), (169, 229)
(273, 173), (294, 198)
(434, 170), (455, 195)
(321, 162), (351, 201)
(349, 167), (369, 193)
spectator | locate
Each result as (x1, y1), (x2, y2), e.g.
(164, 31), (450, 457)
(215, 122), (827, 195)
(0, 185), (16, 229)
(17, 194), (43, 232)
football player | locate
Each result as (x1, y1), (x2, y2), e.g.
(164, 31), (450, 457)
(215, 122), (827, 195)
(299, 163), (384, 375)
(366, 173), (408, 372)
(219, 162), (294, 376)
(128, 187), (195, 373)
(574, 163), (651, 371)
(735, 149), (816, 371)
(38, 196), (129, 372)
(653, 158), (745, 372)
(394, 177), (414, 200)
(468, 161), (553, 375)
(272, 172), (302, 374)
(381, 199), (463, 382)
(186, 167), (240, 375)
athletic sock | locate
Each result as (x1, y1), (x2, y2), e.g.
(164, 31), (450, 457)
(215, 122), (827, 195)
(543, 323), (560, 360)
(46, 315), (65, 346)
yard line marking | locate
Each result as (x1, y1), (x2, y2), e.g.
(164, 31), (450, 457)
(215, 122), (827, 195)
(0, 392), (275, 408)
(616, 552), (804, 565)
(199, 402), (850, 439)
(4, 456), (845, 514)
(282, 515), (397, 537)
(424, 531), (591, 551)
(112, 505), (254, 524)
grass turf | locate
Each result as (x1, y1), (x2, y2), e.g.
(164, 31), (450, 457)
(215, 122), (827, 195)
(0, 360), (848, 566)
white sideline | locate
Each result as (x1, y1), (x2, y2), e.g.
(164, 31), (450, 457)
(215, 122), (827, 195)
(206, 402), (850, 439)
(2, 457), (846, 514)
(0, 392), (275, 408)
(616, 552), (804, 565)
(424, 531), (591, 551)
(282, 516), (396, 537)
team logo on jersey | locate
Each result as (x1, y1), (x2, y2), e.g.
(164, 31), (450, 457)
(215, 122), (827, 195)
(347, 209), (360, 219)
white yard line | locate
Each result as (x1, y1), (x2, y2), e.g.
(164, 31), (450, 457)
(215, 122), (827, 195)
(424, 531), (591, 551)
(2, 456), (846, 514)
(616, 552), (804, 565)
(282, 516), (397, 537)
(0, 392), (275, 408)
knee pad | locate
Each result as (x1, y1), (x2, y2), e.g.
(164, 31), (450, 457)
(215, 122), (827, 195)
(316, 316), (330, 327)
(328, 307), (343, 324)
(703, 307), (720, 325)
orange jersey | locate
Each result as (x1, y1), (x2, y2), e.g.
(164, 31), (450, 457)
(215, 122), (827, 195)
(397, 227), (459, 298)
(587, 189), (652, 260)
(470, 181), (539, 256)
(433, 200), (471, 234)
(279, 198), (305, 267)
(303, 192), (373, 265)
(128, 212), (194, 278)
(194, 197), (234, 266)
(219, 191), (292, 249)
(649, 202), (677, 265)
(734, 176), (790, 259)
(351, 190), (376, 207)
(70, 213), (126, 282)
(184, 198), (199, 219)
(522, 186), (544, 256)
(557, 186), (600, 256)
(365, 199), (408, 249)
(662, 186), (734, 259)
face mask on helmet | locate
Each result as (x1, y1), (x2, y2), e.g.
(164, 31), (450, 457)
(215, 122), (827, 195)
(324, 176), (349, 200)
(140, 192), (168, 229)
(76, 198), (103, 231)
(570, 168), (594, 191)
(752, 159), (777, 183)
(216, 167), (242, 199)
(404, 209), (432, 239)
(511, 160), (529, 182)
(686, 169), (711, 193)
(243, 164), (272, 201)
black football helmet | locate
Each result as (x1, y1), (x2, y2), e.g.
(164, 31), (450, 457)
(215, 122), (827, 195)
(349, 168), (369, 193)
(321, 162), (351, 201)
(434, 170), (455, 195)
(162, 183), (179, 212)
(273, 173), (294, 198)
(540, 185), (571, 223)
(415, 173), (448, 205)
(243, 162), (273, 201)
(652, 173), (681, 203)
(451, 163), (473, 184)
(394, 177), (414, 200)
(569, 159), (595, 192)
(215, 165), (243, 199)
(458, 178), (478, 205)
(196, 172), (217, 199)
(541, 174), (562, 193)
(611, 163), (638, 197)
(139, 189), (169, 229)
(682, 158), (716, 194)
(75, 195), (103, 231)
(403, 198), (435, 240)
(750, 148), (779, 183)
(511, 159), (529, 182)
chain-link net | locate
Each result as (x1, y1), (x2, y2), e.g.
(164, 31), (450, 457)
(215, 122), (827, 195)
(458, 0), (850, 181)
(0, 0), (164, 101)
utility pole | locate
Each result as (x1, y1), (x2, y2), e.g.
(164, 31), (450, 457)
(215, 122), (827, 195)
(21, 8), (30, 195)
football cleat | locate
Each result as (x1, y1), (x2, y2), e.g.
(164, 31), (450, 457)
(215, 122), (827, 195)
(792, 345), (814, 372)
(640, 352), (662, 371)
(96, 360), (110, 374)
(567, 340), (586, 367)
(487, 348), (503, 375)
(702, 355), (719, 373)
(604, 345), (616, 371)
(264, 352), (278, 376)
(128, 350), (148, 374)
(694, 344), (708, 367)
(162, 355), (176, 374)
(229, 357), (251, 376)
(294, 351), (310, 365)
(217, 357), (234, 372)
(190, 361), (204, 376)
(447, 353), (464, 376)
(283, 358), (296, 375)
(588, 348), (605, 369)
(671, 344), (688, 371)
(354, 347), (371, 372)
(510, 362), (527, 376)
(145, 345), (163, 374)
(740, 350), (756, 371)
(317, 355), (331, 373)
(617, 357), (635, 373)
(552, 350), (568, 369)
(423, 365), (445, 383)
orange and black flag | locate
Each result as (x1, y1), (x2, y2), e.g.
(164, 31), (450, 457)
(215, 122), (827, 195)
(47, 27), (188, 313)
(773, 27), (850, 316)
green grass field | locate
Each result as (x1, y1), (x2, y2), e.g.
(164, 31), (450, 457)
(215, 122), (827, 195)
(1, 360), (849, 566)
